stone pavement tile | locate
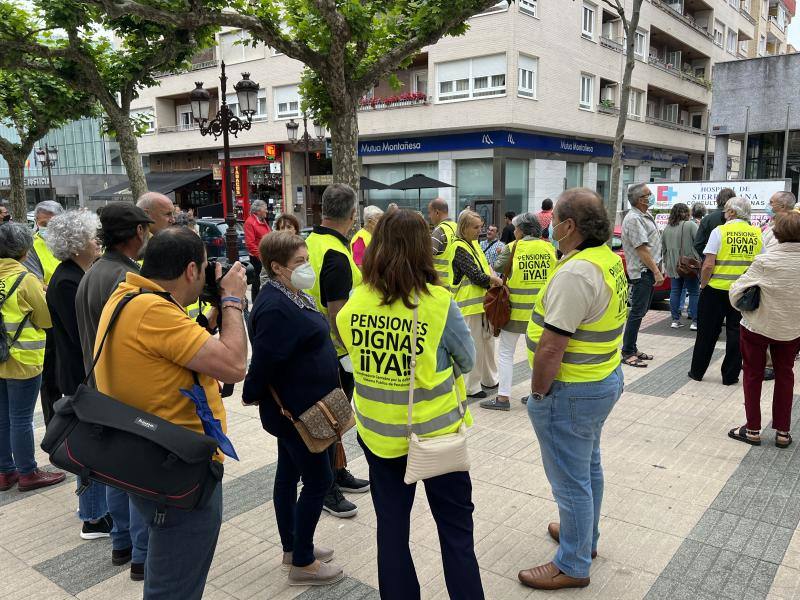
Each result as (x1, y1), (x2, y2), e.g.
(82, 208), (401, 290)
(625, 346), (724, 398)
(698, 547), (739, 596)
(782, 529), (800, 571)
(593, 517), (684, 576)
(602, 483), (704, 539)
(33, 538), (126, 596)
(292, 576), (379, 600)
(207, 522), (278, 581)
(74, 571), (148, 600)
(206, 539), (289, 599)
(0, 546), (72, 600)
(762, 527), (796, 565)
(221, 462), (278, 521)
(766, 565), (800, 599)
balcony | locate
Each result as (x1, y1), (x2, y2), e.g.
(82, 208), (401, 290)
(648, 56), (711, 89)
(154, 59), (219, 79)
(600, 36), (623, 52)
(646, 84), (707, 136)
(358, 93), (428, 112)
(645, 115), (704, 134)
(650, 0), (714, 41)
(740, 7), (756, 25)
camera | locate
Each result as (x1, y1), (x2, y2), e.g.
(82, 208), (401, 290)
(201, 257), (255, 305)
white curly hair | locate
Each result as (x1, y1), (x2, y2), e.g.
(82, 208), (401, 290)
(45, 210), (100, 261)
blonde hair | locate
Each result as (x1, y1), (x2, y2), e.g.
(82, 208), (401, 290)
(457, 209), (481, 238)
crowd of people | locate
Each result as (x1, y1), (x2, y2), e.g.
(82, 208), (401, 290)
(0, 177), (797, 598)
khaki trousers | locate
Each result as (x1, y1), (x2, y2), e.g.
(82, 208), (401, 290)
(464, 313), (498, 395)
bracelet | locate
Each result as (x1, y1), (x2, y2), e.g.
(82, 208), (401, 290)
(222, 304), (243, 312)
(221, 296), (242, 304)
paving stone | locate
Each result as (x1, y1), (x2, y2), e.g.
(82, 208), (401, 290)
(292, 576), (379, 599)
(33, 539), (125, 596)
(626, 346), (724, 398)
(221, 462), (278, 521)
(762, 527), (795, 565)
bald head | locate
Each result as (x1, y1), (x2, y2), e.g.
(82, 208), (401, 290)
(427, 197), (449, 227)
(553, 188), (611, 250)
(137, 192), (175, 233)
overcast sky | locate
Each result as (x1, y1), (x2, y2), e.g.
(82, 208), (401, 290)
(789, 17), (800, 49)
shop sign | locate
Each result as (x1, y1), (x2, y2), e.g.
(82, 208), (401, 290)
(269, 162), (282, 174)
(623, 145), (689, 166)
(642, 179), (790, 212)
(309, 174), (334, 186)
(264, 144), (278, 161)
(358, 130), (614, 158)
(233, 166), (242, 196)
(212, 164), (222, 180)
(0, 176), (49, 188)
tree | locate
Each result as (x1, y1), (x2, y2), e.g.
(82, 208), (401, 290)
(0, 70), (95, 220)
(82, 0), (511, 192)
(602, 0), (644, 227)
(0, 0), (216, 200)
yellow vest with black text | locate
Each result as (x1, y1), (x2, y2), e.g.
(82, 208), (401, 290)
(452, 238), (491, 316)
(432, 220), (457, 292)
(337, 283), (472, 459)
(526, 245), (627, 382)
(0, 273), (46, 366)
(32, 233), (61, 285)
(306, 231), (363, 356)
(504, 239), (556, 333)
(350, 228), (372, 255)
(709, 221), (763, 291)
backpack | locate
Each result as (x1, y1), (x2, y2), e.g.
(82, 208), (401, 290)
(0, 272), (29, 362)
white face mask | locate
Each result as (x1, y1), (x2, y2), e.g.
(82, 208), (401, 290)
(288, 262), (316, 290)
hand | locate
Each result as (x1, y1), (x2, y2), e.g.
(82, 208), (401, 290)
(489, 275), (504, 288)
(205, 307), (219, 332)
(219, 261), (247, 300)
(653, 270), (665, 286)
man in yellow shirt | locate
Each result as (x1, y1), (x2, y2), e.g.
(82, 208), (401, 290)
(94, 227), (247, 600)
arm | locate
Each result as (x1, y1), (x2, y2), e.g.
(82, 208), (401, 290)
(634, 245), (665, 284)
(319, 250), (353, 350)
(242, 302), (299, 404)
(352, 237), (366, 268)
(244, 217), (258, 256)
(693, 218), (709, 257)
(493, 244), (511, 274)
(440, 300), (476, 374)
(21, 277), (52, 330)
(431, 226), (447, 256)
(532, 329), (571, 395)
(700, 254), (716, 288)
(453, 247), (501, 288)
(50, 278), (81, 343)
(185, 262), (248, 383)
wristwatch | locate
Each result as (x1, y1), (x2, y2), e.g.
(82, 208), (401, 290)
(531, 391), (546, 402)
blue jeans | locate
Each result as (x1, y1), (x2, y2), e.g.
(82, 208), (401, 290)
(622, 271), (655, 357)
(669, 276), (699, 322)
(130, 482), (222, 600)
(107, 487), (149, 564)
(527, 367), (624, 579)
(78, 481), (109, 521)
(0, 375), (42, 475)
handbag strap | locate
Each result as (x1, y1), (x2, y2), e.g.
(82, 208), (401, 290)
(503, 239), (519, 280)
(1, 272), (29, 347)
(269, 385), (296, 422)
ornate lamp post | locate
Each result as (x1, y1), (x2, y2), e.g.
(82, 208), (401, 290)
(286, 114), (325, 225)
(189, 62), (259, 263)
(34, 143), (58, 203)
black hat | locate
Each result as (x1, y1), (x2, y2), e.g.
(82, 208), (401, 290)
(100, 201), (155, 231)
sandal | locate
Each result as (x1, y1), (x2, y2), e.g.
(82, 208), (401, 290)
(636, 352), (654, 361)
(728, 426), (761, 446)
(776, 431), (792, 449)
(622, 354), (648, 368)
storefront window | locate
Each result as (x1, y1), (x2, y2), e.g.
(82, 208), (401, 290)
(456, 159), (493, 214)
(596, 164), (610, 205)
(504, 159), (528, 217)
(366, 162), (439, 211)
(650, 167), (669, 181)
(566, 162), (583, 189)
(248, 165), (283, 223)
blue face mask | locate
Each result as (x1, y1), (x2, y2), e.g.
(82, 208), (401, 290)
(765, 205), (774, 218)
(647, 194), (657, 208)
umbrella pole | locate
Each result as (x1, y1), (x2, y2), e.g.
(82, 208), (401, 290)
(418, 189), (421, 212)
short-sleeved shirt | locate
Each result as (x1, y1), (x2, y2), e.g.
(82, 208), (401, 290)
(314, 225), (353, 306)
(94, 272), (226, 458)
(703, 219), (766, 256)
(480, 239), (505, 271)
(621, 207), (662, 279)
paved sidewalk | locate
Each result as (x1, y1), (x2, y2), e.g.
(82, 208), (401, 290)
(2, 309), (800, 599)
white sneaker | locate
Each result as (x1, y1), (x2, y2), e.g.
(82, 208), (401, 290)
(690, 322), (698, 331)
(671, 321), (684, 329)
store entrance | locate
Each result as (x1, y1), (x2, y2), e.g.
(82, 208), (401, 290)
(248, 165), (282, 223)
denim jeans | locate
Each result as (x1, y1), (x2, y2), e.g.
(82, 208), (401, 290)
(669, 276), (699, 322)
(527, 366), (624, 579)
(130, 482), (222, 600)
(274, 431), (334, 567)
(0, 375), (42, 475)
(107, 487), (149, 564)
(78, 481), (109, 521)
(622, 271), (655, 357)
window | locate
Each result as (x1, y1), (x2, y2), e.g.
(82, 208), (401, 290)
(728, 0), (737, 7)
(759, 34), (767, 55)
(582, 3), (596, 39)
(579, 73), (594, 109)
(219, 29), (265, 64)
(713, 20), (724, 46)
(566, 163), (583, 189)
(518, 55), (538, 99)
(634, 30), (647, 58)
(436, 54), (506, 102)
(519, 0), (537, 17)
(412, 71), (428, 96)
(741, 0), (751, 13)
(228, 89), (267, 119)
(762, 0), (768, 19)
(628, 89), (643, 119)
(596, 164), (611, 205)
(456, 159), (494, 213)
(691, 113), (703, 129)
(739, 40), (749, 55)
(726, 30), (737, 54)
(130, 107), (155, 134)
(662, 103), (679, 123)
(274, 84), (300, 119)
(177, 104), (193, 130)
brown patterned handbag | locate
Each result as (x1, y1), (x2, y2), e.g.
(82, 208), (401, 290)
(269, 385), (355, 468)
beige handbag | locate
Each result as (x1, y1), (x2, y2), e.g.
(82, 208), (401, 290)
(403, 295), (470, 485)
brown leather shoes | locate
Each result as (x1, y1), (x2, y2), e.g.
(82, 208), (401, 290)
(17, 469), (66, 492)
(518, 561), (590, 590)
(0, 470), (19, 491)
(548, 522), (597, 559)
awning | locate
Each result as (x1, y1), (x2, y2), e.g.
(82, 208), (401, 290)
(90, 170), (212, 200)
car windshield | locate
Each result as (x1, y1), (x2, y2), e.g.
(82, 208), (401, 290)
(217, 223), (244, 236)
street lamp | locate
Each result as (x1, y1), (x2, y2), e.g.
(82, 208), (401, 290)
(34, 143), (58, 203)
(286, 114), (325, 224)
(189, 62), (259, 263)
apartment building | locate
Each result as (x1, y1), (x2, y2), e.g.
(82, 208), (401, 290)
(736, 0), (796, 57)
(131, 0), (762, 225)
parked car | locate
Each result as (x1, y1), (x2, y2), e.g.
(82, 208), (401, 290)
(612, 226), (670, 303)
(197, 218), (249, 262)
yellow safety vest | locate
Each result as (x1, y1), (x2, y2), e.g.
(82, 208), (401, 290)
(349, 228), (372, 255)
(0, 273), (46, 366)
(186, 300), (211, 321)
(337, 283), (472, 459)
(452, 237), (491, 316)
(432, 220), (457, 291)
(709, 221), (763, 291)
(504, 239), (556, 333)
(526, 245), (627, 383)
(306, 231), (363, 356)
(32, 233), (61, 285)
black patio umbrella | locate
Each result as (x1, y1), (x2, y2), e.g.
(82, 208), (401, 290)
(389, 173), (454, 211)
(360, 176), (390, 191)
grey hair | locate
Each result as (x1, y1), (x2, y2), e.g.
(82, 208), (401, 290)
(44, 210), (100, 261)
(363, 205), (384, 224)
(136, 191), (172, 211)
(627, 183), (649, 206)
(773, 191), (797, 209)
(0, 222), (33, 260)
(250, 199), (268, 214)
(512, 212), (542, 238)
(322, 183), (356, 221)
(34, 200), (63, 217)
(691, 202), (707, 220)
(724, 197), (752, 220)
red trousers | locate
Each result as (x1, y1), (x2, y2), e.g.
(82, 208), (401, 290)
(740, 326), (800, 432)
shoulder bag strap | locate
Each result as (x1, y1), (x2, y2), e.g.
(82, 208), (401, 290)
(503, 239), (518, 280)
(406, 295), (419, 437)
(0, 272), (28, 310)
(82, 293), (140, 385)
(1, 272), (30, 348)
(268, 384), (296, 422)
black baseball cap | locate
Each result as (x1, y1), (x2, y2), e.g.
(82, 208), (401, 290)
(100, 201), (155, 231)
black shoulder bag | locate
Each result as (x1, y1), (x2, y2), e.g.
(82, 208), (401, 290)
(41, 292), (223, 523)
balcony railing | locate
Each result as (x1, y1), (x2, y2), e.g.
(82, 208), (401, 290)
(740, 8), (756, 25)
(645, 115), (705, 135)
(597, 103), (620, 116)
(650, 0), (714, 41)
(358, 93), (428, 112)
(157, 125), (201, 134)
(648, 56), (712, 90)
(600, 36), (623, 52)
(154, 59), (220, 79)
(768, 15), (786, 32)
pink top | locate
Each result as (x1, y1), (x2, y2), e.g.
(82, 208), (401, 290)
(352, 237), (367, 267)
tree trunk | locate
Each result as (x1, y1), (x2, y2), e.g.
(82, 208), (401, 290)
(328, 105), (360, 194)
(114, 119), (148, 201)
(7, 152), (28, 222)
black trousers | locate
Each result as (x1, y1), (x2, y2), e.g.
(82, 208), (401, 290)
(40, 331), (60, 426)
(249, 255), (262, 301)
(358, 436), (484, 600)
(690, 286), (742, 384)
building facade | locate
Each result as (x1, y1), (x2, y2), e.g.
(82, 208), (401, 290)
(738, 0), (796, 58)
(131, 0), (775, 226)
